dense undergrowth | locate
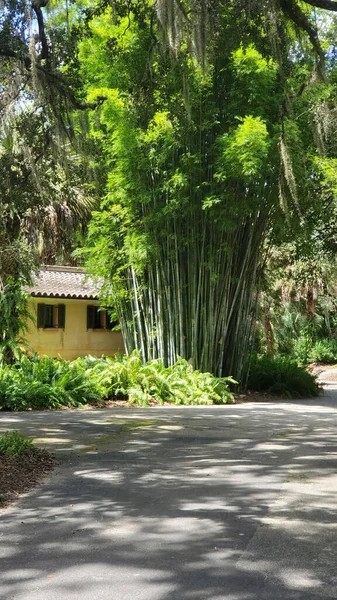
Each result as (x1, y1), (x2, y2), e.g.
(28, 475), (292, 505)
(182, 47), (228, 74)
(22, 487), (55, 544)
(295, 338), (337, 365)
(0, 352), (236, 410)
(0, 350), (321, 411)
(247, 354), (321, 398)
(260, 301), (337, 367)
(0, 355), (100, 410)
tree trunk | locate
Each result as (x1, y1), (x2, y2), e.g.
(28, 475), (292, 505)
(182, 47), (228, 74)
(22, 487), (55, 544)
(306, 286), (316, 319)
(263, 301), (275, 357)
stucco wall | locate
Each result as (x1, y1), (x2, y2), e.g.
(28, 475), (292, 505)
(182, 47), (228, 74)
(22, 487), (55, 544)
(26, 298), (125, 360)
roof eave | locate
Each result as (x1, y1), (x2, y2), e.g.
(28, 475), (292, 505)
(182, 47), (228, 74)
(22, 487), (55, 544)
(30, 293), (99, 300)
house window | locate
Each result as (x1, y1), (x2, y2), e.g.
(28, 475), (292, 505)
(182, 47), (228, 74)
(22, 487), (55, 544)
(87, 306), (117, 330)
(37, 304), (65, 329)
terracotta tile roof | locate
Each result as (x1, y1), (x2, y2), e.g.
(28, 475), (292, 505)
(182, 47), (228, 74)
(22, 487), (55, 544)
(26, 266), (101, 300)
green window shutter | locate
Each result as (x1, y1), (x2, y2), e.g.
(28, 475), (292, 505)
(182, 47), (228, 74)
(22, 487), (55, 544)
(37, 304), (46, 328)
(58, 304), (65, 328)
(87, 306), (95, 329)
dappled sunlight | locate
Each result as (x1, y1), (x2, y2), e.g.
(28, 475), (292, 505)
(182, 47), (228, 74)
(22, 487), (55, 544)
(238, 557), (324, 591)
(33, 437), (73, 445)
(75, 469), (124, 483)
(279, 569), (323, 591)
(180, 500), (240, 513)
(2, 395), (337, 598)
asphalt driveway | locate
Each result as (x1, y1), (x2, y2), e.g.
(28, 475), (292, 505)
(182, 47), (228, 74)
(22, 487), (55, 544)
(1, 386), (337, 599)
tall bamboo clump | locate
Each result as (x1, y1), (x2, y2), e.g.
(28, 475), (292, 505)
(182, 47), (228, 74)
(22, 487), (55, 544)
(119, 215), (269, 380)
(81, 0), (325, 381)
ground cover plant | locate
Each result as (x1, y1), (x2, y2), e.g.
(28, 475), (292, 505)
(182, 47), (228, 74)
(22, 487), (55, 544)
(308, 340), (337, 365)
(293, 337), (337, 366)
(0, 352), (236, 410)
(77, 353), (237, 406)
(0, 354), (102, 411)
(0, 431), (54, 508)
(0, 351), (322, 411)
(246, 354), (321, 398)
(0, 431), (33, 457)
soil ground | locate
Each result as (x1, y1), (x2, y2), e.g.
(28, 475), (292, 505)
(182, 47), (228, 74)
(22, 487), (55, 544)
(0, 448), (55, 508)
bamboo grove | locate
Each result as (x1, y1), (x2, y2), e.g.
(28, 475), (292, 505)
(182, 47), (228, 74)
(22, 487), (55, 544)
(2, 1), (337, 380)
(80, 1), (337, 380)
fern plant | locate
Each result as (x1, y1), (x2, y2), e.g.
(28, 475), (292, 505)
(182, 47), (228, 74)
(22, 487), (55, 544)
(80, 351), (236, 406)
(0, 354), (102, 410)
(0, 352), (236, 410)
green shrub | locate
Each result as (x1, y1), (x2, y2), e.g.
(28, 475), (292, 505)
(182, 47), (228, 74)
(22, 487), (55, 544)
(0, 352), (236, 410)
(309, 339), (337, 364)
(247, 354), (321, 398)
(293, 336), (313, 365)
(0, 354), (102, 411)
(0, 431), (33, 457)
(80, 352), (236, 406)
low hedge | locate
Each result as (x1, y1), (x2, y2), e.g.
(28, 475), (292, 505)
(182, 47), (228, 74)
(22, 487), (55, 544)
(246, 354), (321, 398)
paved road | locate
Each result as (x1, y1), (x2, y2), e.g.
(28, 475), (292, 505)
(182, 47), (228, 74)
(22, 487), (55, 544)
(1, 385), (337, 599)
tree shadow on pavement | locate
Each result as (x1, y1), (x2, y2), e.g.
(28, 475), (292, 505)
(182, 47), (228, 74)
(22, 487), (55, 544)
(1, 396), (337, 599)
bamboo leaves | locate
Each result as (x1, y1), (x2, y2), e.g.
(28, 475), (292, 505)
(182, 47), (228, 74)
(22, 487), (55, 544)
(219, 116), (271, 179)
(77, 2), (337, 383)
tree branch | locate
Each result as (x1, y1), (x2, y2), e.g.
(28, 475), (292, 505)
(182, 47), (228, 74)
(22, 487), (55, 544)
(302, 0), (337, 11)
(37, 64), (107, 110)
(31, 0), (50, 62)
(281, 0), (325, 77)
(0, 50), (105, 111)
(0, 48), (31, 69)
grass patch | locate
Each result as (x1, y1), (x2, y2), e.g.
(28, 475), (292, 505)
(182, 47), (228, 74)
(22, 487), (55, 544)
(0, 434), (54, 508)
(0, 431), (33, 457)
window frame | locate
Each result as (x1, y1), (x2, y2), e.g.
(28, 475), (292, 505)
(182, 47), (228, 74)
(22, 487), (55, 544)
(37, 303), (66, 329)
(87, 305), (118, 331)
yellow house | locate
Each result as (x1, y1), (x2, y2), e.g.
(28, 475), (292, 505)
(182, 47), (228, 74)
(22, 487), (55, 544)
(25, 266), (125, 360)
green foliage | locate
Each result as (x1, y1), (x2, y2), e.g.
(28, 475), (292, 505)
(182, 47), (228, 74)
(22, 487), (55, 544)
(0, 355), (102, 411)
(77, 5), (286, 381)
(0, 431), (33, 457)
(73, 3), (337, 382)
(220, 116), (271, 179)
(264, 295), (337, 366)
(4, 1), (337, 384)
(0, 277), (33, 365)
(247, 354), (320, 398)
(275, 307), (309, 356)
(75, 352), (237, 406)
(230, 45), (278, 119)
(0, 109), (96, 269)
(260, 244), (337, 365)
(0, 352), (236, 410)
(293, 336), (313, 366)
(309, 339), (337, 364)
